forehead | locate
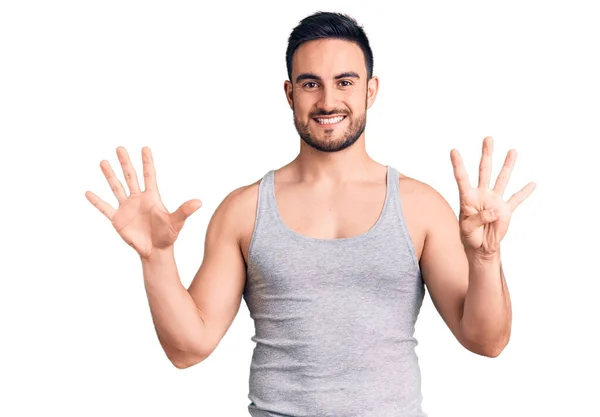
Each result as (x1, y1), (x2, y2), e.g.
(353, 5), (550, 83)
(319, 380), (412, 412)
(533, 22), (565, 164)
(291, 38), (367, 79)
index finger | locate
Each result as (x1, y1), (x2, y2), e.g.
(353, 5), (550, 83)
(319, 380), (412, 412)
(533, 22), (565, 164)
(450, 148), (472, 196)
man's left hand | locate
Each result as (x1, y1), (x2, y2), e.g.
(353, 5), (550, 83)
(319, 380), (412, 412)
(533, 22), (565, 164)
(450, 136), (536, 259)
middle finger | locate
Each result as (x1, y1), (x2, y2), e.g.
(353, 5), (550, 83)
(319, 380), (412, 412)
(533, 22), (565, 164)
(116, 146), (141, 195)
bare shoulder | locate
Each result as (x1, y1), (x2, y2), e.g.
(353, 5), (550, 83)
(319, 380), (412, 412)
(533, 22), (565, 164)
(219, 178), (260, 215)
(397, 173), (431, 198)
(398, 173), (454, 217)
(398, 172), (440, 195)
(209, 177), (262, 264)
(211, 178), (260, 229)
(396, 173), (456, 259)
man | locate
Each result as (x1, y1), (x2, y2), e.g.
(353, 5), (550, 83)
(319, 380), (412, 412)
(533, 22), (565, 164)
(85, 11), (535, 417)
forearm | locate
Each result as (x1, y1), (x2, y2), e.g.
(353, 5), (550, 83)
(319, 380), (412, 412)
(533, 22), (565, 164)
(141, 247), (207, 367)
(460, 250), (512, 356)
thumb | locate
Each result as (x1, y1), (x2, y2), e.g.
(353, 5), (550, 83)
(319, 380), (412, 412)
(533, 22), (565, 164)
(461, 209), (498, 235)
(171, 199), (202, 231)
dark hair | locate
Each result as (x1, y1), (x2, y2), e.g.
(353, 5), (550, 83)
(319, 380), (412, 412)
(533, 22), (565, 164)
(285, 11), (374, 81)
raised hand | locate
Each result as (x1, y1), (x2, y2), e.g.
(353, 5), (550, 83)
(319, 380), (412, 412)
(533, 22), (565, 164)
(450, 136), (536, 258)
(85, 147), (202, 258)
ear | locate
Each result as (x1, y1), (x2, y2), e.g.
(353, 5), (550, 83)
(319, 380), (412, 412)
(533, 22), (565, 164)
(284, 80), (293, 109)
(366, 76), (379, 109)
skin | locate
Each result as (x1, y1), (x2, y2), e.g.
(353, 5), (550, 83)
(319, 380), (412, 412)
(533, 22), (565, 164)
(85, 38), (535, 368)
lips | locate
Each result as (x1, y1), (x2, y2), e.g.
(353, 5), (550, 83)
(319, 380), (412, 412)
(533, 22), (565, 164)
(313, 115), (347, 125)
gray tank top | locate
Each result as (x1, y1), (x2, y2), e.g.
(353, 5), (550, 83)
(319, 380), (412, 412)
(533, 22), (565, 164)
(243, 165), (427, 417)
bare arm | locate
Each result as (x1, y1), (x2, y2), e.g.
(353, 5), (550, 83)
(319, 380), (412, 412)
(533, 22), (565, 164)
(419, 185), (509, 357)
(419, 138), (534, 358)
(141, 247), (207, 368)
(86, 147), (252, 369)
(142, 186), (251, 369)
(460, 250), (511, 357)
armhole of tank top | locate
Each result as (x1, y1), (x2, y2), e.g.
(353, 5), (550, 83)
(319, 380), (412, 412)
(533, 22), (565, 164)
(247, 172), (268, 263)
(393, 169), (422, 276)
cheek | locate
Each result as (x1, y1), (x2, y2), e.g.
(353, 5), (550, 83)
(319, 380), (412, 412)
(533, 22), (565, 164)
(293, 95), (314, 116)
(352, 93), (368, 109)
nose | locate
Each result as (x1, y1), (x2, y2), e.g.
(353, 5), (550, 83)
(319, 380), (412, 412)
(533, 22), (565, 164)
(316, 84), (340, 113)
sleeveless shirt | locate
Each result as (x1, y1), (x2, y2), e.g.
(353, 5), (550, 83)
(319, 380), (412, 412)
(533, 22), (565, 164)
(242, 165), (427, 417)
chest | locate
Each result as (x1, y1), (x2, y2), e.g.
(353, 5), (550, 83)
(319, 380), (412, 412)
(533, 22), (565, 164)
(239, 177), (427, 266)
(274, 181), (388, 240)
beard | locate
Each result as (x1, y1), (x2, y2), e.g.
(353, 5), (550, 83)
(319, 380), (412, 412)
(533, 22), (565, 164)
(293, 104), (367, 153)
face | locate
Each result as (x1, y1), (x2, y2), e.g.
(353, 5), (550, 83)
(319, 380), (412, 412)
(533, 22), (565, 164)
(284, 38), (379, 153)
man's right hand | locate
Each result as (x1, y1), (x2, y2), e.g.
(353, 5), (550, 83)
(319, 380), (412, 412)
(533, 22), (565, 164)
(85, 146), (202, 259)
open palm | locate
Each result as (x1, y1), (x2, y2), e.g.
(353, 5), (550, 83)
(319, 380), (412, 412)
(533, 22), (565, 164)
(85, 147), (202, 258)
(451, 137), (536, 257)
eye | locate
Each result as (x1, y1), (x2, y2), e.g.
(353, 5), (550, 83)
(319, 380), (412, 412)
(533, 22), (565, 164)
(303, 82), (318, 89)
(339, 80), (352, 87)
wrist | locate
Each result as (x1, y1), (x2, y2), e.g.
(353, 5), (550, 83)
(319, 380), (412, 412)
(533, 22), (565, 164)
(140, 246), (177, 286)
(465, 247), (501, 264)
(140, 245), (175, 265)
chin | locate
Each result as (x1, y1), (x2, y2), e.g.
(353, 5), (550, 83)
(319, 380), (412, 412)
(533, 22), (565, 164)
(302, 135), (355, 153)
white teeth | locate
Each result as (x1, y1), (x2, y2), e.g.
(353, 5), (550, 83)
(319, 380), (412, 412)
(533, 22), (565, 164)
(316, 116), (345, 125)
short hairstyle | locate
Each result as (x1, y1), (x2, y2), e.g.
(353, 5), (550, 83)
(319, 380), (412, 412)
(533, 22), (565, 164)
(285, 11), (374, 81)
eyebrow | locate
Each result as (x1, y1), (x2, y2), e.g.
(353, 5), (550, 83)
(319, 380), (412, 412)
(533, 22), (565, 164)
(295, 71), (361, 84)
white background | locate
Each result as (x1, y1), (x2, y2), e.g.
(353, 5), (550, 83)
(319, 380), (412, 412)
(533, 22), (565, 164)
(1, 1), (598, 416)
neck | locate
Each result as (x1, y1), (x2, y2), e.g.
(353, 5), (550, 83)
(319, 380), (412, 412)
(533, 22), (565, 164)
(292, 134), (379, 183)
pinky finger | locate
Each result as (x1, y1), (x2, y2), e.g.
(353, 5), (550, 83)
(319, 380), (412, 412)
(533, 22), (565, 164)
(85, 191), (116, 220)
(507, 182), (537, 211)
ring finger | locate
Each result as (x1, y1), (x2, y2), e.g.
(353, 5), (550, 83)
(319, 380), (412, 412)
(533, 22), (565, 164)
(100, 160), (127, 203)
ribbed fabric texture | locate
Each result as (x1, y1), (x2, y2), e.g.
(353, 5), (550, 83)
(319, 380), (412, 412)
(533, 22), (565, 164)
(243, 165), (427, 417)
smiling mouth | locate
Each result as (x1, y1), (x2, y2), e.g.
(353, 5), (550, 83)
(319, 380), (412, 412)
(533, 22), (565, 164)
(313, 115), (346, 126)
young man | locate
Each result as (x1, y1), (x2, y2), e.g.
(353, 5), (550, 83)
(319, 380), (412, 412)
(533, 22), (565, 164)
(85, 11), (535, 417)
